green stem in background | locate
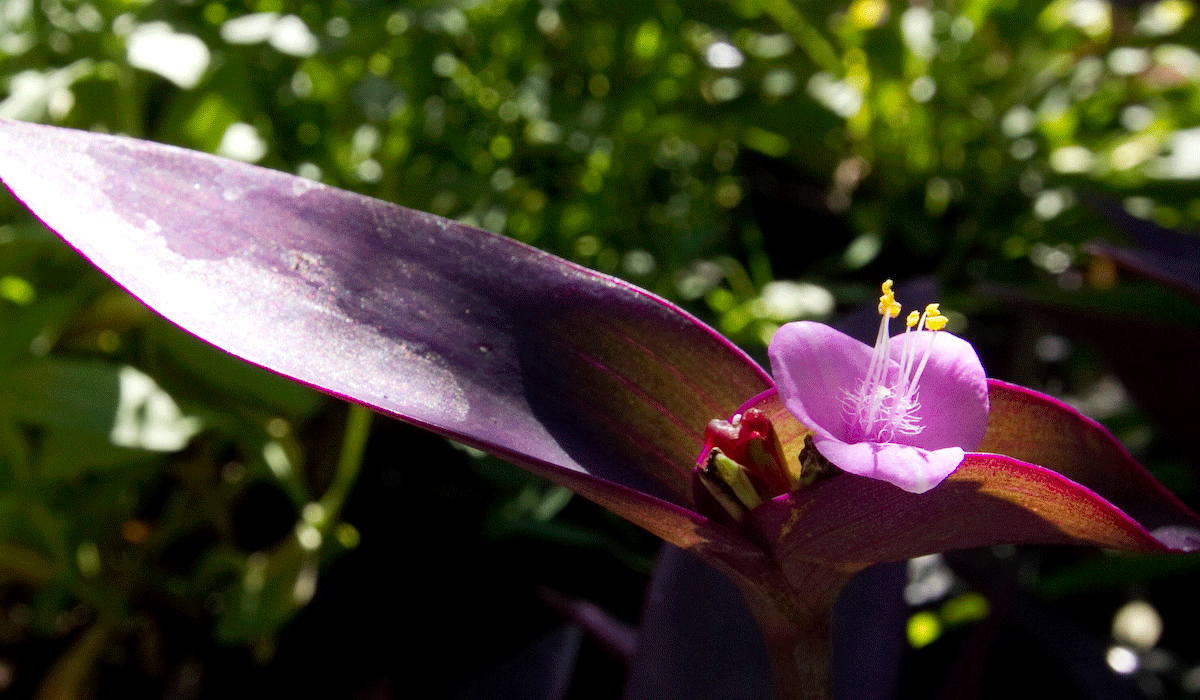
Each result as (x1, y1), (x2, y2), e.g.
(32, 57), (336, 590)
(35, 617), (114, 700)
(114, 62), (144, 139)
(317, 403), (373, 528)
(755, 0), (841, 74)
(0, 542), (55, 584)
(215, 404), (375, 644)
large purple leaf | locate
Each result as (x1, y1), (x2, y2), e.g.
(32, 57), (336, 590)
(0, 119), (771, 552)
(622, 545), (772, 700)
(979, 379), (1200, 545)
(746, 384), (1200, 566)
(454, 625), (582, 700)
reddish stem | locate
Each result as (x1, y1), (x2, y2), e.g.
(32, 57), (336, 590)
(759, 609), (834, 700)
(720, 558), (854, 700)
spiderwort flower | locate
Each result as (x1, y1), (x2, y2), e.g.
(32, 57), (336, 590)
(768, 281), (989, 493)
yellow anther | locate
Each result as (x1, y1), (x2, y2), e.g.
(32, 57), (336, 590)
(878, 280), (901, 318)
(850, 282), (956, 443)
(923, 303), (948, 331)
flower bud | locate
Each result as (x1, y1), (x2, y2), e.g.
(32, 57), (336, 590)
(695, 409), (802, 522)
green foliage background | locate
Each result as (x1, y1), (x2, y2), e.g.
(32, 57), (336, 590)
(2, 0), (1200, 697)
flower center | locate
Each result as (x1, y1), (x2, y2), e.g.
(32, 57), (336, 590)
(843, 280), (948, 443)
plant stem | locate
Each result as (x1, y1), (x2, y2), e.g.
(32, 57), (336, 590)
(761, 612), (833, 700)
(727, 559), (854, 699)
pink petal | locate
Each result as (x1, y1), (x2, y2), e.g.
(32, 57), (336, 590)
(812, 438), (966, 494)
(767, 321), (874, 444)
(885, 330), (989, 452)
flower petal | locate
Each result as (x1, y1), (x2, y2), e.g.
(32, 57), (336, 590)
(885, 330), (988, 452)
(812, 437), (964, 494)
(767, 321), (872, 444)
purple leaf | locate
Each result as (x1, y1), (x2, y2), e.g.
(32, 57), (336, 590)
(0, 119), (770, 554)
(454, 625), (582, 700)
(537, 587), (638, 664)
(980, 379), (1200, 549)
(744, 383), (1200, 568)
(622, 545), (772, 700)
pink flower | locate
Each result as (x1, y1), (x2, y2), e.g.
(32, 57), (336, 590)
(768, 281), (989, 493)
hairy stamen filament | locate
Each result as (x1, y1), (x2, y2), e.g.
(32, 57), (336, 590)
(845, 283), (949, 442)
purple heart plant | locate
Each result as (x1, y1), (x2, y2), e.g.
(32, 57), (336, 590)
(1, 119), (1197, 699)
